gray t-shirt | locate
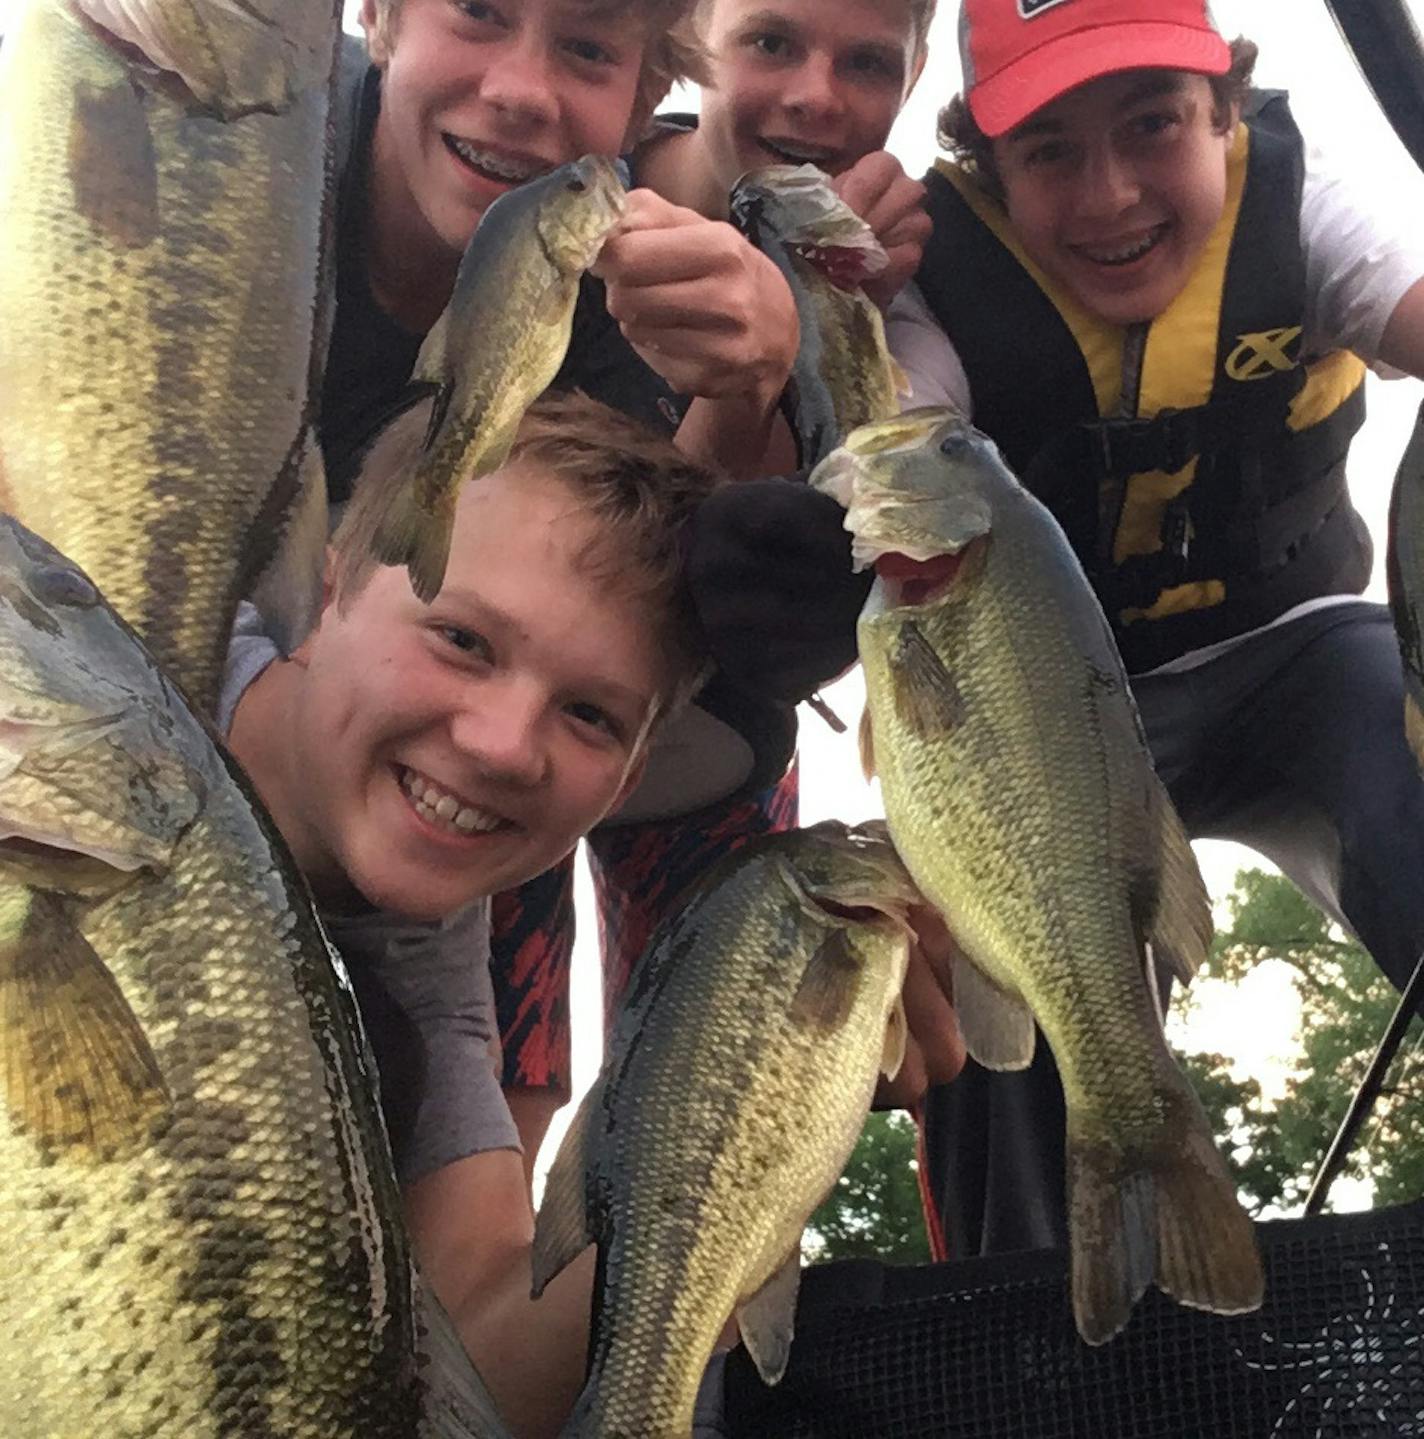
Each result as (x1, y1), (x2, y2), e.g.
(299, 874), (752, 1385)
(219, 604), (519, 1182)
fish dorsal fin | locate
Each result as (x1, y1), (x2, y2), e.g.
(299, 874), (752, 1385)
(530, 1079), (601, 1296)
(891, 620), (965, 739)
(0, 886), (168, 1155)
(789, 928), (863, 1033)
(1144, 778), (1213, 987)
(415, 1279), (515, 1438)
(247, 429), (328, 664)
(951, 951), (1036, 1070)
(737, 1249), (802, 1387)
(882, 993), (909, 1080)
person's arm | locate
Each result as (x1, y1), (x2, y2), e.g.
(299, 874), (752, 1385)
(405, 1151), (595, 1439)
(592, 189), (800, 478)
(884, 283), (973, 414)
(1379, 273), (1424, 380)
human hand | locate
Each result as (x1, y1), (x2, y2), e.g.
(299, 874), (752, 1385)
(685, 477), (870, 702)
(874, 904), (966, 1110)
(832, 152), (931, 310)
(592, 188), (800, 413)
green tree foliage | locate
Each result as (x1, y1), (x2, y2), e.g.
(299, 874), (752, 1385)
(805, 1111), (931, 1263)
(1175, 868), (1424, 1214)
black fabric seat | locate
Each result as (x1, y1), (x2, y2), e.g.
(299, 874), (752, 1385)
(724, 1199), (1424, 1437)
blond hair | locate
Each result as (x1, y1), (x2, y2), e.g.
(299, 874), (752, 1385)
(368, 0), (709, 136)
(337, 392), (722, 719)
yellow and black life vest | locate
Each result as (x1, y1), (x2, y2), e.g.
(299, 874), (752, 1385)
(914, 91), (1371, 673)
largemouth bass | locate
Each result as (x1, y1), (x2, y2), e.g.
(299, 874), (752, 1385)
(0, 0), (338, 714)
(731, 164), (902, 468)
(338, 156), (628, 601)
(532, 822), (918, 1437)
(813, 409), (1263, 1345)
(1387, 399), (1424, 768)
(0, 516), (509, 1438)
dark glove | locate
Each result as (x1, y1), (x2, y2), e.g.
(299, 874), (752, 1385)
(686, 477), (871, 703)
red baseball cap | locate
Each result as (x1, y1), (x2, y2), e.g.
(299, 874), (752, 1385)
(960, 0), (1232, 138)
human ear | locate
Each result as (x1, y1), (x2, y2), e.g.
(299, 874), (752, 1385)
(360, 0), (391, 66)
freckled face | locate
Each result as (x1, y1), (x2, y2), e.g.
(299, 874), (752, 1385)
(282, 465), (662, 920)
(993, 71), (1235, 326)
(697, 0), (920, 191)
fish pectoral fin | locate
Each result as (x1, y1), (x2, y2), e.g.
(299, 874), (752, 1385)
(951, 953), (1036, 1070)
(736, 1249), (802, 1387)
(1143, 778), (1213, 987)
(333, 394), (450, 604)
(857, 705), (876, 780)
(890, 621), (964, 738)
(0, 886), (168, 1155)
(789, 928), (863, 1033)
(881, 993), (909, 1080)
(248, 431), (329, 659)
(530, 1080), (600, 1297)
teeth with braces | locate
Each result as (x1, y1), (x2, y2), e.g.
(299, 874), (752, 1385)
(447, 138), (541, 182)
(401, 768), (507, 836)
(762, 138), (834, 165)
(1079, 227), (1164, 266)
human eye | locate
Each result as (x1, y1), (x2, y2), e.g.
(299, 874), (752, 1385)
(845, 46), (902, 84)
(565, 698), (625, 743)
(1022, 137), (1073, 169)
(562, 32), (618, 67)
(744, 29), (793, 61)
(1125, 108), (1182, 144)
(454, 0), (504, 26)
(435, 623), (494, 663)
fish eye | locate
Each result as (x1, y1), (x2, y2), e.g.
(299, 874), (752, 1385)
(31, 564), (97, 609)
(567, 175), (587, 193)
(939, 432), (970, 458)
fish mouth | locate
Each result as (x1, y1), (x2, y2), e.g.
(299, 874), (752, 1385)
(1068, 222), (1170, 268)
(759, 136), (839, 170)
(876, 546), (977, 608)
(397, 766), (514, 838)
(444, 136), (552, 187)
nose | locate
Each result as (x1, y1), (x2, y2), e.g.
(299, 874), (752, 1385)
(478, 31), (559, 128)
(1077, 140), (1140, 219)
(782, 52), (845, 123)
(450, 686), (549, 789)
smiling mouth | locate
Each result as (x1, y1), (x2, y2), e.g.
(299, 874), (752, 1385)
(759, 137), (838, 168)
(443, 136), (547, 187)
(1071, 223), (1170, 267)
(399, 766), (512, 837)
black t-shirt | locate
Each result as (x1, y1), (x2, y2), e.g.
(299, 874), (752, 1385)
(320, 66), (689, 501)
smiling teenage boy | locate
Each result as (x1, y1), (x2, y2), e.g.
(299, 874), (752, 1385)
(223, 394), (716, 1439)
(882, 0), (1424, 1261)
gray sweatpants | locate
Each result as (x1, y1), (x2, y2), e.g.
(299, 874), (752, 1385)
(920, 599), (1424, 1258)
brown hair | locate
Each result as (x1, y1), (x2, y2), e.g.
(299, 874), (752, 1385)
(909, 0), (938, 57)
(936, 36), (1259, 202)
(367, 0), (710, 137)
(336, 391), (722, 720)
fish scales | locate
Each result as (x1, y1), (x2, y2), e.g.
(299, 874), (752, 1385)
(534, 824), (915, 1438)
(0, 0), (337, 712)
(0, 520), (508, 1435)
(818, 409), (1262, 1345)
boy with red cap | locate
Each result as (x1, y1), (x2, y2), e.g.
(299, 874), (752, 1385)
(881, 0), (1424, 1260)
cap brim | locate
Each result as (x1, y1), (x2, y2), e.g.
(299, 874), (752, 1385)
(970, 22), (1232, 138)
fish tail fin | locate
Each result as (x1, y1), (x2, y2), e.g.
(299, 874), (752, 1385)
(332, 401), (450, 604)
(1068, 1095), (1263, 1346)
(1067, 1144), (1157, 1346)
(1406, 691), (1424, 773)
(1154, 1121), (1264, 1321)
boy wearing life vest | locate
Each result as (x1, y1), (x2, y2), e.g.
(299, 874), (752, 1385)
(884, 0), (1424, 1260)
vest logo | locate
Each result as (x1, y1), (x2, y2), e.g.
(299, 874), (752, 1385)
(1018, 0), (1074, 16)
(1226, 326), (1302, 381)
